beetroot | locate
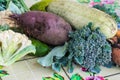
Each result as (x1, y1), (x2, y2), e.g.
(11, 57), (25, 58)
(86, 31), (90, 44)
(10, 11), (72, 45)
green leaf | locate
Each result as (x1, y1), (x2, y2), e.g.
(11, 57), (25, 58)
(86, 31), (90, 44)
(90, 65), (101, 73)
(7, 1), (22, 14)
(53, 73), (64, 80)
(42, 73), (64, 80)
(0, 66), (3, 69)
(77, 0), (90, 3)
(37, 43), (68, 67)
(0, 0), (7, 11)
(30, 38), (50, 57)
(6, 45), (36, 66)
(0, 25), (10, 31)
(52, 62), (61, 72)
(30, 0), (54, 11)
(6, 0), (29, 14)
(0, 70), (9, 77)
(67, 60), (74, 73)
(70, 74), (83, 80)
(94, 0), (101, 2)
(42, 77), (55, 80)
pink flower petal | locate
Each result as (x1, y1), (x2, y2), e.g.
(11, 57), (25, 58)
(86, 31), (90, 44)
(101, 0), (115, 4)
(85, 76), (105, 80)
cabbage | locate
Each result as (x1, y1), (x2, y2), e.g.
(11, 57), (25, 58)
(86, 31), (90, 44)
(0, 30), (36, 66)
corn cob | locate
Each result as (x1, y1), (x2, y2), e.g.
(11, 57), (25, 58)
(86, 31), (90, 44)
(46, 1), (117, 39)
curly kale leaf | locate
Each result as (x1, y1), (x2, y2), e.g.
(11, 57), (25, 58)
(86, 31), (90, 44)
(68, 23), (112, 73)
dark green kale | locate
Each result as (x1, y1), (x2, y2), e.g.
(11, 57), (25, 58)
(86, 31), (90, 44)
(67, 23), (112, 73)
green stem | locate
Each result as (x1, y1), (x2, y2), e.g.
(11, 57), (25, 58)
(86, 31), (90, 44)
(19, 0), (30, 12)
(6, 0), (11, 9)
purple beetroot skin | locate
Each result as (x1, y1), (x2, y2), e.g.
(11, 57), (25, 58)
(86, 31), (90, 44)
(10, 11), (72, 45)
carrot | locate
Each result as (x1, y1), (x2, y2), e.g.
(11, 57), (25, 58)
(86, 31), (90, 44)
(116, 30), (120, 38)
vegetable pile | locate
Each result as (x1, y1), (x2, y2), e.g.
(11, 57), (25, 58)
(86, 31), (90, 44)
(0, 0), (36, 67)
(1, 0), (120, 77)
(38, 23), (112, 73)
(30, 0), (118, 39)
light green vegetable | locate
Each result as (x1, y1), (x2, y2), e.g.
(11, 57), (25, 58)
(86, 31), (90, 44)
(0, 25), (10, 31)
(30, 0), (55, 11)
(77, 0), (90, 3)
(8, 1), (22, 14)
(0, 30), (36, 66)
(42, 73), (83, 80)
(0, 0), (29, 14)
(37, 43), (68, 67)
(0, 70), (9, 77)
(30, 38), (50, 57)
(70, 74), (83, 80)
(42, 73), (64, 80)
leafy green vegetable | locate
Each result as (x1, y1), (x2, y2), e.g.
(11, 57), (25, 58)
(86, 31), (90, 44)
(30, 0), (54, 11)
(93, 0), (101, 2)
(67, 23), (112, 73)
(37, 43), (68, 71)
(8, 1), (22, 14)
(0, 0), (29, 14)
(42, 77), (55, 80)
(77, 0), (90, 3)
(70, 74), (84, 80)
(42, 73), (64, 80)
(53, 73), (64, 80)
(38, 23), (112, 73)
(42, 73), (83, 80)
(0, 25), (10, 31)
(0, 30), (36, 66)
(30, 38), (50, 57)
(0, 70), (9, 77)
(0, 0), (8, 11)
